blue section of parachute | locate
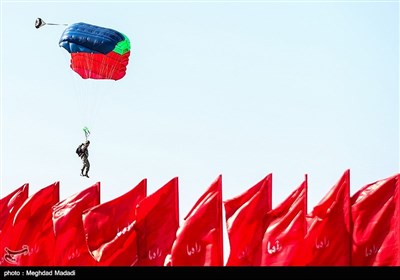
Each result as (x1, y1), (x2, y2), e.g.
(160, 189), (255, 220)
(59, 22), (125, 54)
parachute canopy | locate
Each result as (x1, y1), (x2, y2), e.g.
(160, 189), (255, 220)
(59, 22), (131, 80)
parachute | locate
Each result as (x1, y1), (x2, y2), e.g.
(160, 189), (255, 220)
(35, 17), (45, 29)
(59, 22), (131, 80)
(36, 19), (131, 138)
(35, 17), (67, 29)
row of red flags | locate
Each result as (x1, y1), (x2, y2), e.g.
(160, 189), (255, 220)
(0, 169), (398, 266)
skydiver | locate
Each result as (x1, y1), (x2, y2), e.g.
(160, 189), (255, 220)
(78, 140), (91, 178)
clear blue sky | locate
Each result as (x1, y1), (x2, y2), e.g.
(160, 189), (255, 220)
(1, 0), (398, 250)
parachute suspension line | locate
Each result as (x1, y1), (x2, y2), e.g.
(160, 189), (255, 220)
(108, 56), (120, 80)
(107, 53), (120, 80)
(35, 18), (67, 29)
(84, 53), (101, 126)
(60, 49), (87, 125)
(56, 46), (86, 130)
(97, 54), (116, 80)
(59, 49), (93, 130)
(103, 57), (115, 79)
(86, 52), (95, 79)
(97, 54), (106, 79)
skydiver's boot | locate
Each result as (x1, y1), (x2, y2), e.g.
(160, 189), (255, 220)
(80, 169), (84, 176)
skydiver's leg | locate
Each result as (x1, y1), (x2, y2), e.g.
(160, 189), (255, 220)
(81, 157), (86, 176)
(83, 158), (90, 177)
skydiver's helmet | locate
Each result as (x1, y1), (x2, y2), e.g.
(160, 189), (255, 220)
(85, 140), (90, 145)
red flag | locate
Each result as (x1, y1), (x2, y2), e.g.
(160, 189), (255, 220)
(0, 182), (59, 266)
(351, 173), (399, 266)
(0, 184), (29, 233)
(83, 179), (147, 266)
(303, 169), (351, 266)
(261, 176), (307, 266)
(134, 177), (179, 266)
(168, 175), (223, 266)
(224, 174), (272, 266)
(52, 182), (100, 266)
